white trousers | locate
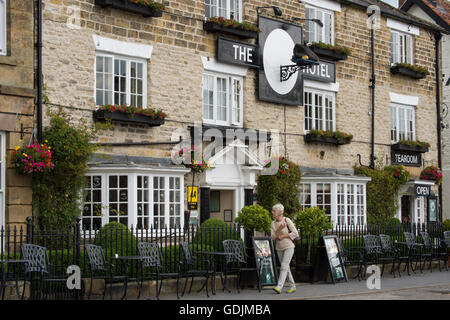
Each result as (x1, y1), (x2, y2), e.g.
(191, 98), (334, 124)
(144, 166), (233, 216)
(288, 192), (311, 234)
(276, 247), (295, 289)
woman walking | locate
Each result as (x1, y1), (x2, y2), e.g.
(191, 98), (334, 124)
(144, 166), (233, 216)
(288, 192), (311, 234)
(271, 203), (299, 294)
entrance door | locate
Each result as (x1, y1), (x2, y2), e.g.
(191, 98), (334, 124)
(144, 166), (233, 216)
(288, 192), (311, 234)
(401, 196), (412, 223)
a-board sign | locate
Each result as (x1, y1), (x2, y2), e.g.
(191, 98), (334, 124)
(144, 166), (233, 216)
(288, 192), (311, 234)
(252, 237), (278, 287)
(187, 186), (198, 210)
(312, 235), (348, 284)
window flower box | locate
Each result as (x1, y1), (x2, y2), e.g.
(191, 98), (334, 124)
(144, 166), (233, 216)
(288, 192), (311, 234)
(390, 63), (429, 80)
(94, 0), (164, 18)
(391, 140), (429, 153)
(304, 130), (352, 146)
(203, 17), (260, 39)
(93, 105), (166, 127)
(309, 42), (350, 61)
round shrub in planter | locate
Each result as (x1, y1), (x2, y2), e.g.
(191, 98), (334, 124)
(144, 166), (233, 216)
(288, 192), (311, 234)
(192, 218), (242, 252)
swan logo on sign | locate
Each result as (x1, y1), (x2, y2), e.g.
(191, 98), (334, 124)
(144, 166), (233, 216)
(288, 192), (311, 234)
(258, 16), (304, 106)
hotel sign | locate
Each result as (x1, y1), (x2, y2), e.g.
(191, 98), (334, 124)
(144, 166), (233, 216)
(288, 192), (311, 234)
(217, 37), (259, 68)
(391, 150), (421, 167)
(301, 60), (336, 83)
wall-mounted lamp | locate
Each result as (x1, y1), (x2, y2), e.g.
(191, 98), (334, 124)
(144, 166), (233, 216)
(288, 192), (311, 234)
(292, 17), (324, 28)
(256, 6), (282, 17)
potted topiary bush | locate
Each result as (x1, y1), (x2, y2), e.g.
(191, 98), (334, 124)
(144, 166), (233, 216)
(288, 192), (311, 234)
(293, 206), (333, 282)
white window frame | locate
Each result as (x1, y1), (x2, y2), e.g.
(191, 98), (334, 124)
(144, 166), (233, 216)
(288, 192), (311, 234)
(390, 30), (413, 65)
(303, 87), (336, 133)
(0, 0), (6, 56)
(95, 53), (147, 108)
(305, 4), (334, 45)
(300, 177), (370, 228)
(205, 0), (242, 22)
(202, 71), (243, 127)
(390, 103), (415, 142)
(82, 169), (187, 232)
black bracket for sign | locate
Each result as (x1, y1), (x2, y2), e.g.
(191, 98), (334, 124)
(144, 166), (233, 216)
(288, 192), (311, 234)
(280, 59), (320, 82)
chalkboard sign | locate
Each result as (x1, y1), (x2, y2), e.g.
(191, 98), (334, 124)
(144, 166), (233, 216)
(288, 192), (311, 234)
(252, 237), (278, 287)
(312, 235), (348, 284)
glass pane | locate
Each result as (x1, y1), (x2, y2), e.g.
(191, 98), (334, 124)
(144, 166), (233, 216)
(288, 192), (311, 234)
(96, 56), (103, 72)
(120, 176), (127, 188)
(109, 176), (117, 188)
(93, 176), (102, 188)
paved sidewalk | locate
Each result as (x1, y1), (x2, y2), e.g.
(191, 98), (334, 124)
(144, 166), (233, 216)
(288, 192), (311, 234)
(156, 269), (450, 300)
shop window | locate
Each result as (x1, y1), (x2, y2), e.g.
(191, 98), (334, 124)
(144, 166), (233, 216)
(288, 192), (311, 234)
(305, 5), (334, 45)
(390, 103), (415, 142)
(391, 30), (413, 65)
(0, 0), (5, 56)
(95, 54), (146, 108)
(304, 88), (335, 132)
(202, 72), (243, 126)
(82, 173), (184, 231)
(205, 0), (242, 21)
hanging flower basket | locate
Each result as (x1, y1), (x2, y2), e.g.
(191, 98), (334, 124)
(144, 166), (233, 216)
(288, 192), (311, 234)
(420, 166), (443, 186)
(172, 146), (211, 174)
(93, 105), (166, 126)
(95, 0), (165, 17)
(13, 140), (54, 175)
(384, 165), (410, 184)
(309, 42), (350, 61)
(203, 17), (261, 39)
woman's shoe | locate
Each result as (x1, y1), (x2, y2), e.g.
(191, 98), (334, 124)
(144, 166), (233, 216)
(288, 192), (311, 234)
(272, 287), (281, 294)
(286, 287), (296, 294)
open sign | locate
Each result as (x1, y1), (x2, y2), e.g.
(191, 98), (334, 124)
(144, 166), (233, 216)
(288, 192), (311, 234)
(414, 184), (430, 197)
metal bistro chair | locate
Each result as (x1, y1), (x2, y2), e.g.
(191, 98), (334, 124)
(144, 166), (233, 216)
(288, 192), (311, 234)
(179, 241), (213, 297)
(402, 232), (426, 275)
(222, 240), (260, 293)
(84, 244), (127, 300)
(362, 235), (396, 278)
(137, 242), (181, 300)
(420, 232), (448, 272)
(20, 244), (69, 300)
(336, 237), (364, 281)
(379, 234), (408, 277)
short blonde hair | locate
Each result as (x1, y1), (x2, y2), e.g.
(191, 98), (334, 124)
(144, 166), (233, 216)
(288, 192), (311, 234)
(272, 203), (284, 213)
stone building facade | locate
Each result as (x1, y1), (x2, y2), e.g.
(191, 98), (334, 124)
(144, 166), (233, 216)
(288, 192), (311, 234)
(0, 0), (35, 227)
(39, 0), (443, 230)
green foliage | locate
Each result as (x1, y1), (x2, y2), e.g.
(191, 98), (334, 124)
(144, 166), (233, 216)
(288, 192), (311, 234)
(444, 219), (450, 232)
(235, 205), (272, 232)
(387, 217), (402, 227)
(354, 166), (402, 224)
(32, 109), (97, 228)
(192, 219), (242, 252)
(257, 157), (302, 219)
(311, 41), (351, 56)
(94, 222), (138, 258)
(384, 165), (410, 185)
(293, 206), (333, 264)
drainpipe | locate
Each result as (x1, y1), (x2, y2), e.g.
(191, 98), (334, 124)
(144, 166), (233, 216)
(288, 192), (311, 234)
(36, 0), (43, 142)
(434, 32), (443, 222)
(369, 26), (376, 169)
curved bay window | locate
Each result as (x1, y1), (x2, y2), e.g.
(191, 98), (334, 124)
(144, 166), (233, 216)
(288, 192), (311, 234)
(300, 176), (370, 227)
(82, 170), (185, 231)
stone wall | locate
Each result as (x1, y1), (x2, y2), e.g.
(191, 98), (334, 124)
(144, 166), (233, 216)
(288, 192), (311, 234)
(41, 0), (439, 176)
(0, 0), (35, 225)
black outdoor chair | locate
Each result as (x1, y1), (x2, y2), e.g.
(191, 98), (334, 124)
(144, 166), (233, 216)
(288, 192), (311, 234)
(137, 242), (181, 300)
(222, 240), (260, 293)
(400, 232), (426, 275)
(84, 244), (127, 300)
(336, 237), (364, 281)
(420, 232), (448, 272)
(20, 244), (70, 300)
(362, 235), (396, 278)
(179, 241), (213, 297)
(379, 234), (409, 277)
